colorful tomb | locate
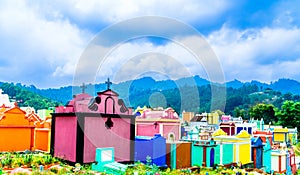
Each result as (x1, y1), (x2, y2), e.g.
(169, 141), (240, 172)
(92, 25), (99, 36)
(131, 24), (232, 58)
(51, 84), (135, 163)
(191, 139), (217, 167)
(92, 147), (128, 174)
(135, 107), (181, 141)
(273, 128), (289, 143)
(270, 147), (297, 174)
(251, 137), (264, 168)
(182, 111), (194, 122)
(235, 122), (257, 135)
(134, 134), (166, 166)
(271, 150), (287, 173)
(253, 130), (273, 146)
(219, 122), (236, 136)
(0, 89), (52, 152)
(211, 130), (233, 166)
(166, 141), (191, 169)
(221, 115), (231, 122)
(207, 113), (219, 125)
(288, 127), (298, 145)
(0, 106), (36, 151)
(35, 117), (52, 152)
(212, 129), (252, 166)
(263, 138), (272, 173)
(289, 147), (297, 174)
(249, 118), (265, 131)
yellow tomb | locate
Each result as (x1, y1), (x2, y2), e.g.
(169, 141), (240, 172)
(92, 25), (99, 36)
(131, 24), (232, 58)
(213, 130), (252, 165)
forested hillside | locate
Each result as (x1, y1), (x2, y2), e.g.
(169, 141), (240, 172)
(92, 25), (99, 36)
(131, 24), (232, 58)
(127, 83), (300, 117)
(1, 76), (300, 118)
(0, 83), (61, 110)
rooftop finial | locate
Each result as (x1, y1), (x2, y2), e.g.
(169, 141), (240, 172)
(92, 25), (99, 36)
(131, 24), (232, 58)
(105, 78), (112, 90)
(80, 83), (87, 93)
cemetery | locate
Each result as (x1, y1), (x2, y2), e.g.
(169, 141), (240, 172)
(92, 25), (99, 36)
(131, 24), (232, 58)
(0, 83), (300, 175)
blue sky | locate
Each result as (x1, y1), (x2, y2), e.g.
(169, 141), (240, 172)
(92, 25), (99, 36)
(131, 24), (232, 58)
(1, 0), (300, 88)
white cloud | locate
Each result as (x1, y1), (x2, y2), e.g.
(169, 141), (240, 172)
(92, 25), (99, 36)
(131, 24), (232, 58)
(0, 0), (235, 88)
(271, 0), (300, 28)
(0, 1), (92, 88)
(272, 59), (300, 80)
(31, 0), (234, 25)
(84, 35), (224, 84)
(94, 41), (200, 83)
(207, 25), (300, 83)
(1, 0), (300, 88)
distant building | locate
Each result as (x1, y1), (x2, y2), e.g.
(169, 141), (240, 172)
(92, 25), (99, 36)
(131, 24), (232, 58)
(219, 122), (236, 136)
(21, 106), (36, 115)
(207, 113), (219, 125)
(221, 115), (231, 122)
(182, 111), (194, 122)
(182, 113), (218, 140)
(37, 109), (54, 120)
(0, 89), (14, 108)
(135, 107), (181, 141)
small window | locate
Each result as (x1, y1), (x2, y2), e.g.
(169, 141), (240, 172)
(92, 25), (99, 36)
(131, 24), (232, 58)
(168, 132), (175, 142)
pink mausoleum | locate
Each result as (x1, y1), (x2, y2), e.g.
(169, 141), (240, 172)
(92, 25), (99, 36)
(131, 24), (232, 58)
(52, 80), (135, 163)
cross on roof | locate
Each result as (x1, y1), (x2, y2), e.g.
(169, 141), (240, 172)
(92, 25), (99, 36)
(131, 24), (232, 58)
(105, 78), (112, 90)
(80, 83), (87, 93)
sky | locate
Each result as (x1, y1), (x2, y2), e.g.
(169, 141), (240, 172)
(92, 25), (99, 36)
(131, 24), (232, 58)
(1, 0), (300, 88)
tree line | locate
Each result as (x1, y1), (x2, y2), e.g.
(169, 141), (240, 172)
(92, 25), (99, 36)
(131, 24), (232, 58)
(0, 83), (61, 110)
(129, 83), (300, 130)
(1, 82), (300, 131)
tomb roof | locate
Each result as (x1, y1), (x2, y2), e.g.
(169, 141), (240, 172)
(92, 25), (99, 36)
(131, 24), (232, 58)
(97, 89), (119, 96)
(212, 129), (227, 136)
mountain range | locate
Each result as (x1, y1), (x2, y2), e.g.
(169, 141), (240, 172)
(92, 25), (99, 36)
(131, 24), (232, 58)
(13, 75), (300, 104)
(1, 76), (300, 115)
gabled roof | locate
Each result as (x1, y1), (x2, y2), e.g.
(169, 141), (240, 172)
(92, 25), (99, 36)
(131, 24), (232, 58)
(236, 130), (251, 138)
(273, 128), (289, 132)
(26, 111), (42, 123)
(253, 130), (272, 134)
(164, 107), (175, 112)
(220, 122), (235, 126)
(190, 115), (204, 122)
(251, 137), (264, 146)
(97, 89), (119, 96)
(212, 129), (227, 136)
(4, 106), (26, 114)
(0, 106), (36, 126)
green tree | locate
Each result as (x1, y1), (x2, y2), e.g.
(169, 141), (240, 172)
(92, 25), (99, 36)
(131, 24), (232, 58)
(233, 107), (248, 119)
(211, 109), (225, 116)
(295, 142), (300, 156)
(0, 83), (61, 110)
(276, 100), (300, 128)
(249, 103), (277, 124)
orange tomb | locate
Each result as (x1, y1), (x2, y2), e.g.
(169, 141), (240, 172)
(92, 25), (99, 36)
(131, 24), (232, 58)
(0, 105), (36, 151)
(0, 103), (50, 152)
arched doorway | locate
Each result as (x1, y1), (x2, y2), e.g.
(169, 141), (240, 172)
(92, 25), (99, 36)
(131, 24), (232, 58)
(167, 132), (175, 142)
(105, 97), (115, 114)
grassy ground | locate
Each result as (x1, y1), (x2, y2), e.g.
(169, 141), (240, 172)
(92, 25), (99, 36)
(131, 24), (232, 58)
(0, 152), (278, 174)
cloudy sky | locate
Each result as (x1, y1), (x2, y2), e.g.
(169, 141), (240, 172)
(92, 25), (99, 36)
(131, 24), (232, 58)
(1, 0), (300, 88)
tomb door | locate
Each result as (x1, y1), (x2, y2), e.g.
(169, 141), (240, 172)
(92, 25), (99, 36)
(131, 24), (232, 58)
(210, 148), (215, 167)
(256, 147), (262, 168)
(105, 97), (115, 114)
